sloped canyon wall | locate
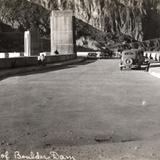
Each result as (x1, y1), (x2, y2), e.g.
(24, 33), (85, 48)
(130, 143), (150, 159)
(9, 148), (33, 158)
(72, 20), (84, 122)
(30, 0), (160, 41)
(1, 0), (160, 51)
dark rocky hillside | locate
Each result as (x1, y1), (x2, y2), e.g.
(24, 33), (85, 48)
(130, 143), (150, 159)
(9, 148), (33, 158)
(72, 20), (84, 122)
(30, 0), (160, 40)
(0, 0), (160, 51)
(27, 0), (160, 50)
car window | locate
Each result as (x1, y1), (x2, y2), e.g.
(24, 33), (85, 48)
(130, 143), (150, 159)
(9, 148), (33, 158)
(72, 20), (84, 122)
(124, 52), (134, 55)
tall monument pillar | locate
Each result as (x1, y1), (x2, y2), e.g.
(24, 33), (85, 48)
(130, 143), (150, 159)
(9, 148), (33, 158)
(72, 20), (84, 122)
(24, 28), (40, 56)
(24, 31), (31, 56)
(50, 10), (75, 55)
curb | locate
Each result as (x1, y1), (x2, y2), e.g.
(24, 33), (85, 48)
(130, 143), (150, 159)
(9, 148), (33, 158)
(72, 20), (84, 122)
(0, 58), (85, 80)
(147, 63), (160, 79)
(149, 70), (160, 79)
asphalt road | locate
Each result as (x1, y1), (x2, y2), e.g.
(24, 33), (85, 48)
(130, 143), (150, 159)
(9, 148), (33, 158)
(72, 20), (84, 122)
(0, 59), (160, 155)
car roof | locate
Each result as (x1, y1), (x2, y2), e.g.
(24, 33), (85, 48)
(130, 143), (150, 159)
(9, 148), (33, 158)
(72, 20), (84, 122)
(122, 49), (143, 53)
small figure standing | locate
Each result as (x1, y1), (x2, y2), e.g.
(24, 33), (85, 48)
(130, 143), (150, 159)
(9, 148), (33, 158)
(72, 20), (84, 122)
(41, 54), (46, 66)
(38, 54), (46, 66)
(54, 50), (59, 55)
(146, 61), (150, 72)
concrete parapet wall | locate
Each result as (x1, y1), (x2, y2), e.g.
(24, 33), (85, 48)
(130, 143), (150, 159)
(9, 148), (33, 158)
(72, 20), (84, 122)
(0, 54), (76, 69)
(45, 54), (75, 64)
(0, 57), (38, 69)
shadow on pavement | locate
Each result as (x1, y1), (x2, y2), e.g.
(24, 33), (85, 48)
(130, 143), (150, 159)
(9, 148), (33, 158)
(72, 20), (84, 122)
(122, 62), (160, 72)
(0, 59), (97, 81)
(41, 131), (141, 147)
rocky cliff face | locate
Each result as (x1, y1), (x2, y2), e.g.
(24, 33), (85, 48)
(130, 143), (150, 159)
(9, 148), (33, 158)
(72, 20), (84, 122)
(29, 0), (160, 42)
(1, 0), (160, 51)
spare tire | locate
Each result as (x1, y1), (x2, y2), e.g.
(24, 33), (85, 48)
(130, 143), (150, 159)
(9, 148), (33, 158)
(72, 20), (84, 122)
(125, 58), (133, 65)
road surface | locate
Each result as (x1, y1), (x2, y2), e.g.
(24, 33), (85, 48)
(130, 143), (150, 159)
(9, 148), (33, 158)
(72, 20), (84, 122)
(0, 59), (160, 159)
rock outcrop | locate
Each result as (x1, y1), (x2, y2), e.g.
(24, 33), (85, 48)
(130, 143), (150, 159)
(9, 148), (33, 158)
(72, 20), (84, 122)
(1, 0), (160, 51)
(29, 0), (160, 41)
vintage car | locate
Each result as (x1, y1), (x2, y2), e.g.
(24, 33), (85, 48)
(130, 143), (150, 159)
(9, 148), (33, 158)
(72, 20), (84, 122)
(119, 49), (150, 71)
(87, 52), (101, 59)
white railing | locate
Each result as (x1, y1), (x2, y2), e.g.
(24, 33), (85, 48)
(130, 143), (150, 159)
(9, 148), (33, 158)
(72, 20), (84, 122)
(144, 51), (160, 61)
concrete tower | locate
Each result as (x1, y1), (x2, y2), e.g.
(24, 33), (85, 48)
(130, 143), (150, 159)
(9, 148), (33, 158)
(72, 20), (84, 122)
(50, 10), (75, 55)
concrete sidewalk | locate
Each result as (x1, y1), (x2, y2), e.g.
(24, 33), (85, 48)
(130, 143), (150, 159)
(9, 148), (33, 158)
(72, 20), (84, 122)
(0, 57), (85, 79)
(149, 63), (160, 79)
